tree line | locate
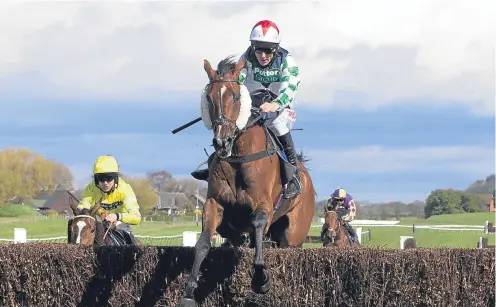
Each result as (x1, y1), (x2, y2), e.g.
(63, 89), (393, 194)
(315, 174), (494, 220)
(0, 148), (206, 216)
(0, 147), (493, 219)
(0, 148), (73, 203)
(424, 174), (494, 218)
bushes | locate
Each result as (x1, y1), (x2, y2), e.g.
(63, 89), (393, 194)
(0, 245), (493, 307)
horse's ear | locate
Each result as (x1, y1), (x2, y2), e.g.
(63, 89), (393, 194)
(233, 57), (246, 78)
(70, 198), (78, 216)
(89, 197), (102, 217)
(204, 59), (216, 80)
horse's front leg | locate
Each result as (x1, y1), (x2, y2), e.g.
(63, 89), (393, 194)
(250, 207), (271, 294)
(179, 198), (223, 307)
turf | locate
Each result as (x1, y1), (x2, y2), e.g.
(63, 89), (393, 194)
(0, 212), (494, 248)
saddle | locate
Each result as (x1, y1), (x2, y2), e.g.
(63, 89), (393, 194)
(249, 89), (299, 186)
(102, 221), (137, 246)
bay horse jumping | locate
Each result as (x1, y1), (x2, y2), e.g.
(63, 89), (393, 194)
(178, 56), (316, 307)
(321, 208), (356, 247)
(67, 193), (141, 246)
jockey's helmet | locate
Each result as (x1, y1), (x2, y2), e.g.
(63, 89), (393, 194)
(249, 20), (281, 52)
(93, 155), (119, 186)
(332, 188), (347, 200)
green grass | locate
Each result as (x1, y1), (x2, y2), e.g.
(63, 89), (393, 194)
(398, 212), (495, 225)
(0, 204), (39, 217)
(0, 212), (494, 248)
(133, 221), (203, 236)
(0, 218), (66, 239)
(0, 217), (203, 239)
(306, 226), (495, 249)
(308, 211), (496, 248)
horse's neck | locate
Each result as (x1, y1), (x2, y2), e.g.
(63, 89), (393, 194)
(94, 221), (106, 245)
(234, 124), (272, 156)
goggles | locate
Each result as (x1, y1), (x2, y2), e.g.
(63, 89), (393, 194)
(95, 173), (116, 183)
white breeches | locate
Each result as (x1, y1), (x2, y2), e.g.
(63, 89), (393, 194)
(266, 108), (297, 137)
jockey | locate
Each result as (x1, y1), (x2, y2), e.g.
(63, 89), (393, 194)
(191, 19), (302, 199)
(326, 188), (359, 243)
(77, 155), (141, 245)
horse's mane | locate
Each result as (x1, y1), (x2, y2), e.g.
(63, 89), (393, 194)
(297, 150), (310, 166)
(216, 55), (238, 75)
(67, 219), (72, 243)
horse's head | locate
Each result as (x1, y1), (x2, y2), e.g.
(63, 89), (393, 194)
(322, 201), (347, 247)
(68, 198), (102, 245)
(202, 56), (252, 158)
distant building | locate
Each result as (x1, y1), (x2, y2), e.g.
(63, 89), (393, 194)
(26, 190), (83, 217)
(153, 192), (191, 215)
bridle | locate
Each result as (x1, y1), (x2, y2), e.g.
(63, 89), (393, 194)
(69, 214), (97, 243)
(205, 78), (265, 149)
(206, 78), (240, 128)
(323, 210), (341, 244)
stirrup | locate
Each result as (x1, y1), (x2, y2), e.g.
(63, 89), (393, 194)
(283, 174), (302, 199)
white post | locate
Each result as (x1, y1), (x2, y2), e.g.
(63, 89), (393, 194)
(183, 231), (197, 247)
(478, 237), (483, 248)
(356, 227), (362, 244)
(14, 228), (27, 244)
(484, 220), (489, 234)
(399, 236), (414, 249)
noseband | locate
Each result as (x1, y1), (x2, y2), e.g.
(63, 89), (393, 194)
(323, 211), (341, 243)
(70, 215), (97, 234)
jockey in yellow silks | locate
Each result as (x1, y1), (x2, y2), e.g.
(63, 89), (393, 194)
(77, 155), (141, 244)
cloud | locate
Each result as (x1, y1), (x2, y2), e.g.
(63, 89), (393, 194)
(0, 131), (213, 178)
(306, 145), (495, 176)
(315, 44), (494, 114)
(0, 2), (494, 113)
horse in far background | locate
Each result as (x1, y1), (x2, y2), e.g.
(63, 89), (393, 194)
(321, 207), (357, 247)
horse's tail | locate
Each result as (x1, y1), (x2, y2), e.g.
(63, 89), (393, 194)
(297, 150), (310, 165)
(296, 150), (318, 198)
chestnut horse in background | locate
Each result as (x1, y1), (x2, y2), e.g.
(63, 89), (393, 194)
(67, 193), (141, 246)
(178, 56), (316, 307)
(67, 196), (113, 245)
(320, 209), (353, 247)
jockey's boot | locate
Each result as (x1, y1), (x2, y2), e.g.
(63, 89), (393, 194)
(345, 223), (359, 244)
(277, 132), (303, 199)
(191, 153), (215, 181)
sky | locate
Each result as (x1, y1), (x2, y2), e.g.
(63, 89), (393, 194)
(0, 1), (494, 203)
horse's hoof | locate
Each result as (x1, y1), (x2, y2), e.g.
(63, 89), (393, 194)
(251, 267), (271, 294)
(178, 297), (197, 307)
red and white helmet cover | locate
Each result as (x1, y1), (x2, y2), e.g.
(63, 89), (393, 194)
(249, 20), (281, 48)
